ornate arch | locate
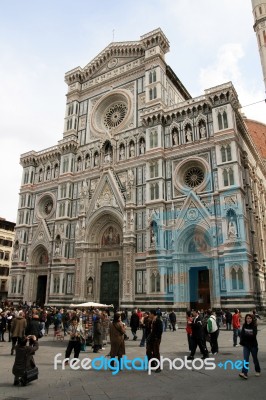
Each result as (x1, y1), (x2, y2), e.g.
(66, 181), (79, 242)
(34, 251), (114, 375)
(175, 224), (212, 254)
(29, 244), (49, 266)
(86, 207), (123, 244)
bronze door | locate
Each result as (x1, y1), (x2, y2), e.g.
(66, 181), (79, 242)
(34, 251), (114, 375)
(100, 262), (119, 308)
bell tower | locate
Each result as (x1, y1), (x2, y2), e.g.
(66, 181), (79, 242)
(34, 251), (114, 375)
(252, 0), (266, 91)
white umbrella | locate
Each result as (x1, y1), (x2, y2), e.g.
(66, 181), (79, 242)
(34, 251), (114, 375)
(69, 301), (113, 308)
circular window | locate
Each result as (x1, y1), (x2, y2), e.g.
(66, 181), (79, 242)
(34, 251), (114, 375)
(184, 167), (204, 188)
(90, 89), (133, 137)
(36, 193), (55, 219)
(173, 156), (210, 194)
(104, 103), (128, 129)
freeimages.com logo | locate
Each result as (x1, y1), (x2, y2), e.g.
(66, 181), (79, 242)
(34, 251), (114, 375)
(54, 354), (249, 375)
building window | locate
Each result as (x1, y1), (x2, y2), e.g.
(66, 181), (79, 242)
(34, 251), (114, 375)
(231, 266), (244, 290)
(221, 144), (232, 162)
(151, 271), (160, 292)
(66, 274), (74, 294)
(223, 168), (234, 187)
(11, 277), (17, 293)
(165, 269), (173, 293)
(79, 100), (88, 115)
(150, 162), (159, 178)
(53, 276), (60, 293)
(149, 70), (157, 84)
(136, 270), (146, 293)
(149, 87), (157, 100)
(150, 130), (158, 148)
(23, 170), (29, 184)
(218, 111), (228, 130)
(150, 182), (159, 200)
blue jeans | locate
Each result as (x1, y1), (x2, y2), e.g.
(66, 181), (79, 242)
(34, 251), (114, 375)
(233, 328), (241, 346)
(242, 346), (260, 375)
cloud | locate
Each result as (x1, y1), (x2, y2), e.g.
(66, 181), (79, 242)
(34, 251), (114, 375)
(198, 43), (266, 122)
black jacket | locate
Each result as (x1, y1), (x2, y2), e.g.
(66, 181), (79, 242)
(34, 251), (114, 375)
(149, 317), (163, 341)
(191, 315), (204, 338)
(240, 323), (258, 348)
(25, 319), (41, 337)
(12, 341), (39, 376)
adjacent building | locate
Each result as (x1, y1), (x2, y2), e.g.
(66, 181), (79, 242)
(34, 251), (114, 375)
(8, 28), (266, 311)
(0, 218), (15, 301)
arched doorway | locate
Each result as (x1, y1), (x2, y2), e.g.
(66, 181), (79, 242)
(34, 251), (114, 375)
(32, 245), (49, 306)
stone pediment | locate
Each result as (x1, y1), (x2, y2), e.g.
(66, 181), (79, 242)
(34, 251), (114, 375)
(175, 191), (212, 231)
(65, 29), (170, 85)
(30, 219), (52, 252)
(88, 55), (144, 80)
(87, 170), (125, 217)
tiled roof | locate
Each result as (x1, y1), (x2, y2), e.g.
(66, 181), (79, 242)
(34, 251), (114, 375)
(244, 119), (266, 158)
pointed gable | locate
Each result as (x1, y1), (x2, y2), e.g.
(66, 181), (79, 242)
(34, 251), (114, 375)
(87, 170), (125, 217)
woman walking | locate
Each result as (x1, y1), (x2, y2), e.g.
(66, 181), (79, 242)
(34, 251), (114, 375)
(239, 313), (261, 380)
(109, 312), (126, 368)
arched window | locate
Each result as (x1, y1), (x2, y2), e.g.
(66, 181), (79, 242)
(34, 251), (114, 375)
(150, 162), (159, 178)
(153, 87), (157, 99)
(218, 111), (228, 130)
(226, 144), (232, 161)
(231, 268), (237, 290)
(76, 157), (82, 172)
(151, 271), (160, 292)
(12, 277), (17, 293)
(18, 279), (22, 293)
(231, 266), (244, 290)
(149, 72), (152, 84)
(223, 111), (228, 128)
(218, 113), (223, 130)
(223, 169), (229, 186)
(229, 168), (234, 185)
(221, 146), (226, 162)
(153, 70), (156, 82)
(149, 88), (153, 101)
(150, 130), (158, 148)
(151, 182), (159, 200)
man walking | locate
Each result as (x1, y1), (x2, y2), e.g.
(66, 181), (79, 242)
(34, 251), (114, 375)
(187, 310), (209, 360)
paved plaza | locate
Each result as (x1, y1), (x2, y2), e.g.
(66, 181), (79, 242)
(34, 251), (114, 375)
(0, 322), (266, 400)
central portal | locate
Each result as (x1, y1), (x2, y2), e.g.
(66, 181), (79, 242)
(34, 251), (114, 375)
(100, 261), (119, 308)
(189, 267), (210, 311)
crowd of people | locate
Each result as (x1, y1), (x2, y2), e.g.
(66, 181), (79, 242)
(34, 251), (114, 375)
(0, 301), (263, 383)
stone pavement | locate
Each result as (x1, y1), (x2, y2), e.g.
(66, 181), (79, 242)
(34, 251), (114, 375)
(0, 323), (266, 400)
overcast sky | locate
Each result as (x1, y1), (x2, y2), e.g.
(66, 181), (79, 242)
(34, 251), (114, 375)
(0, 0), (265, 223)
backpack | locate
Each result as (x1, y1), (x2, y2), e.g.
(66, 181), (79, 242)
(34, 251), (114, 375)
(207, 316), (218, 333)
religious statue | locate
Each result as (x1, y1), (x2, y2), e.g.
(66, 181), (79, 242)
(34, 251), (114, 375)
(119, 145), (125, 160)
(228, 217), (237, 238)
(185, 127), (192, 142)
(172, 131), (178, 145)
(94, 153), (99, 166)
(140, 140), (145, 155)
(87, 279), (93, 296)
(200, 125), (206, 138)
(129, 142), (135, 157)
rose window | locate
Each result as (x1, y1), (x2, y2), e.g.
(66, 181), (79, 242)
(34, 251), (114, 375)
(103, 103), (128, 129)
(184, 167), (204, 188)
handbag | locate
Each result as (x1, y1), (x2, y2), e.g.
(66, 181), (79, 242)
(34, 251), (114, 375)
(23, 367), (39, 384)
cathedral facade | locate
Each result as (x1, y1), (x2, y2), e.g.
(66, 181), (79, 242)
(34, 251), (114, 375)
(8, 29), (266, 311)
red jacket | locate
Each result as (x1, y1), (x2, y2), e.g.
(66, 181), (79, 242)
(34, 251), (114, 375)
(232, 313), (240, 329)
